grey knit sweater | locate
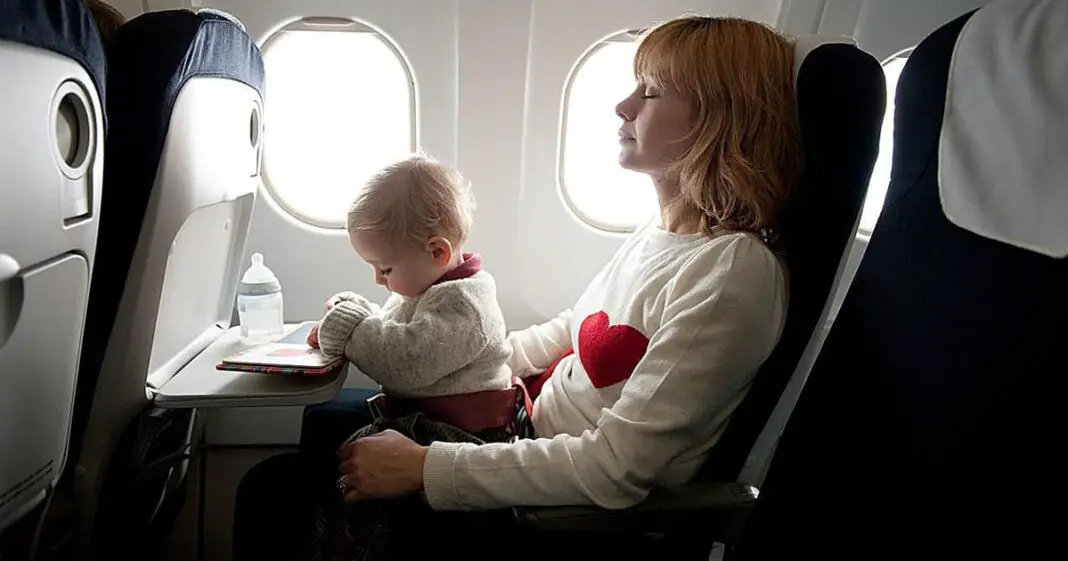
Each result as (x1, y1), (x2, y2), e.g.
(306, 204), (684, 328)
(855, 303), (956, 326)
(316, 271), (513, 398)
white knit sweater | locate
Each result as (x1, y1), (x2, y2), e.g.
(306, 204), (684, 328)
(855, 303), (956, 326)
(422, 222), (788, 510)
(316, 268), (513, 398)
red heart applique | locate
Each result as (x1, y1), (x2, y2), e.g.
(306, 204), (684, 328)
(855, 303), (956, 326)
(578, 311), (649, 389)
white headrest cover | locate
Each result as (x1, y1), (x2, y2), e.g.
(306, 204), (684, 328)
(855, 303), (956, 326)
(792, 35), (858, 83)
(939, 0), (1068, 258)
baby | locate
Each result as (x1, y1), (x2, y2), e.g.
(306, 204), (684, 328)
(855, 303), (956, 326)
(305, 156), (528, 560)
(308, 154), (514, 428)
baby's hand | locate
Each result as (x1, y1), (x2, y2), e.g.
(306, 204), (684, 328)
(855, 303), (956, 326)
(326, 291), (362, 312)
(307, 323), (321, 349)
(326, 291), (378, 313)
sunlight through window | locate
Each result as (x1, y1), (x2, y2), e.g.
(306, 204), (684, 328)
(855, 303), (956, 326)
(261, 27), (415, 228)
(859, 51), (911, 234)
(560, 38), (657, 233)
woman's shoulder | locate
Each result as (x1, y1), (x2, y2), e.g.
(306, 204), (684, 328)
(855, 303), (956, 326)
(691, 229), (777, 258)
(671, 231), (785, 295)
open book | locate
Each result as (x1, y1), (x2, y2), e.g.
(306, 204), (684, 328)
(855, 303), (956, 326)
(216, 322), (343, 376)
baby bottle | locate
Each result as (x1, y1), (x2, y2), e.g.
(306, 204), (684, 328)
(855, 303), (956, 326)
(236, 252), (284, 343)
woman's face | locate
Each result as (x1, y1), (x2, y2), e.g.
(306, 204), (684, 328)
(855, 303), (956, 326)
(615, 79), (695, 180)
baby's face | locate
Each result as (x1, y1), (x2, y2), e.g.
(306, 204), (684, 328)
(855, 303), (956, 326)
(349, 230), (447, 297)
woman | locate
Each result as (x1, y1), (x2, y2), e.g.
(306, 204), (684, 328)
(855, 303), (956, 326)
(233, 13), (800, 559)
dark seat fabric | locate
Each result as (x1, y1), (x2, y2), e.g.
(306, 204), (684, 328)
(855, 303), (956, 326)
(731, 7), (1068, 560)
(698, 39), (885, 482)
(68, 8), (265, 472)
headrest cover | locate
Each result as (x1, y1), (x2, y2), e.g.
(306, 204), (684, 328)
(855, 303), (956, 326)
(0, 0), (106, 103)
(792, 35), (858, 82)
(938, 0), (1068, 258)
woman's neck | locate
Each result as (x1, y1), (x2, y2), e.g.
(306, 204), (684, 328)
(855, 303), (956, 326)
(654, 176), (702, 235)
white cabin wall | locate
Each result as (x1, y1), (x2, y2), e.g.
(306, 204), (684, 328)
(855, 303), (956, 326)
(455, 0), (537, 330)
(854, 0), (989, 60)
(780, 0), (986, 54)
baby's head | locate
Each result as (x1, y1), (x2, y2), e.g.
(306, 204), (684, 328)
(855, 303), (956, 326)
(347, 154), (475, 297)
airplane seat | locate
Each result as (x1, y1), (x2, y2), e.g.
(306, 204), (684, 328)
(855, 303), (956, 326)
(729, 1), (1068, 558)
(512, 35), (886, 557)
(66, 8), (264, 555)
(0, 0), (105, 543)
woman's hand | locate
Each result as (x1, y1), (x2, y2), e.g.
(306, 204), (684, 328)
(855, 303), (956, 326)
(306, 323), (321, 348)
(337, 430), (428, 502)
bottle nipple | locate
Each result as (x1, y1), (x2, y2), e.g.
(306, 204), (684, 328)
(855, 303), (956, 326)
(251, 252), (264, 266)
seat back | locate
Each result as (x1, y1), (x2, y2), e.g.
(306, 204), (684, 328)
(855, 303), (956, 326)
(698, 36), (885, 482)
(0, 0), (106, 533)
(732, 1), (1068, 557)
(68, 8), (264, 545)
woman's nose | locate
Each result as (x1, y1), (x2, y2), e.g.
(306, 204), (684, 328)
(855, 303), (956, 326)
(616, 99), (633, 121)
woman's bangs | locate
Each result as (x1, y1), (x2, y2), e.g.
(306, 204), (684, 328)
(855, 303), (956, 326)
(634, 29), (684, 90)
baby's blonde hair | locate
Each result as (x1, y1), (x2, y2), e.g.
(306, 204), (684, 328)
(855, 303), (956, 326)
(347, 154), (475, 250)
(636, 16), (802, 240)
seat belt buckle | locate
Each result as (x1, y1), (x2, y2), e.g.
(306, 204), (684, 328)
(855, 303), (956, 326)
(366, 393), (387, 422)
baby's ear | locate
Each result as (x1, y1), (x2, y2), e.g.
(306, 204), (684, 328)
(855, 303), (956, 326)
(427, 236), (453, 265)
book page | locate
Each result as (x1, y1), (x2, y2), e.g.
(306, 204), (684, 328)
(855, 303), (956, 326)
(223, 322), (336, 368)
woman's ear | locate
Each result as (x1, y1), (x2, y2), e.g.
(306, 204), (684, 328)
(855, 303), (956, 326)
(427, 236), (454, 266)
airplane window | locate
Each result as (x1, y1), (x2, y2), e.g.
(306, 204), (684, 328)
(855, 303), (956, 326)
(261, 26), (415, 229)
(559, 37), (657, 233)
(858, 50), (912, 234)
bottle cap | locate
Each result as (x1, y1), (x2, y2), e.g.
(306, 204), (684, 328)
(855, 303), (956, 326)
(238, 252), (281, 295)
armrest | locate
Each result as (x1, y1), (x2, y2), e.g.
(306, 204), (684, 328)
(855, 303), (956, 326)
(514, 481), (757, 540)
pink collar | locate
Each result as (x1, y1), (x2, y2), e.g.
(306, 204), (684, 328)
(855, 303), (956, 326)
(433, 252), (482, 285)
